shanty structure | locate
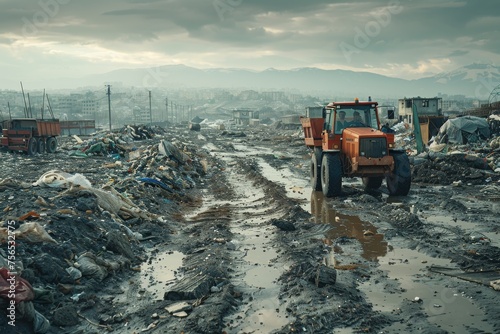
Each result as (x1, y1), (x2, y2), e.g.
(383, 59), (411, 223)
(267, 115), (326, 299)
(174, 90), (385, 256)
(434, 116), (490, 144)
(399, 97), (445, 145)
(232, 109), (258, 126)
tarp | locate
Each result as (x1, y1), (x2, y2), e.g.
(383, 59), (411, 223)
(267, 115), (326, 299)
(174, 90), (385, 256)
(435, 116), (490, 144)
(190, 116), (205, 124)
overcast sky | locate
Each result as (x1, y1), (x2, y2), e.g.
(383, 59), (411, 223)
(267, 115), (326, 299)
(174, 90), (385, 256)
(0, 0), (498, 87)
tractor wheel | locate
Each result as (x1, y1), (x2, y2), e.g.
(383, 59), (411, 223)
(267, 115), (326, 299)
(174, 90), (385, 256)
(37, 138), (46, 154)
(46, 137), (57, 153)
(321, 153), (342, 197)
(310, 147), (322, 191)
(27, 137), (38, 155)
(386, 152), (411, 196)
(362, 176), (383, 190)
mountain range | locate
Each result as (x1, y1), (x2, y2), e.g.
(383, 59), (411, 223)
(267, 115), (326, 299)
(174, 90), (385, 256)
(21, 63), (500, 100)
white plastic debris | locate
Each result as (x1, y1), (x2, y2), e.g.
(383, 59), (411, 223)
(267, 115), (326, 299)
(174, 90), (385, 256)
(33, 170), (92, 189)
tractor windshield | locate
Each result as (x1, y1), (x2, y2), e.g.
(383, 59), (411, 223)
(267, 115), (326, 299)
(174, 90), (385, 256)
(334, 105), (379, 134)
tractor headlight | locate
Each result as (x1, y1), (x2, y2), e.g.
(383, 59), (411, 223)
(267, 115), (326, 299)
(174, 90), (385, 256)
(388, 143), (394, 148)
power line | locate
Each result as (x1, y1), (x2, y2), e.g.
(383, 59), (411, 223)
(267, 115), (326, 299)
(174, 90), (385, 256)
(149, 90), (152, 125)
(106, 85), (112, 131)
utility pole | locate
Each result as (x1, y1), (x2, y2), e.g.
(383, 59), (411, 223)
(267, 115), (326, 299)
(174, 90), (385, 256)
(412, 103), (424, 154)
(8, 102), (12, 120)
(106, 85), (112, 131)
(149, 90), (152, 125)
(46, 95), (55, 119)
(20, 82), (29, 118)
(165, 97), (168, 123)
(27, 93), (33, 118)
(171, 101), (174, 123)
(41, 89), (45, 120)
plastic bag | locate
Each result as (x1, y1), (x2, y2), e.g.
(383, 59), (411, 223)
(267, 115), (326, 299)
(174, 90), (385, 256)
(0, 267), (35, 303)
(15, 222), (57, 244)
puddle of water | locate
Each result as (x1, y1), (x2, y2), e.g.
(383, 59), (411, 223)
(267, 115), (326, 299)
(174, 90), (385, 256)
(385, 196), (404, 204)
(307, 189), (496, 332)
(226, 233), (288, 332)
(224, 287), (289, 334)
(245, 245), (277, 265)
(207, 142), (310, 210)
(257, 160), (310, 211)
(360, 246), (494, 333)
(310, 191), (388, 261)
(232, 143), (275, 155)
(244, 266), (281, 288)
(189, 147), (292, 333)
(140, 251), (184, 301)
(224, 226), (288, 333)
(332, 329), (356, 334)
(314, 192), (494, 332)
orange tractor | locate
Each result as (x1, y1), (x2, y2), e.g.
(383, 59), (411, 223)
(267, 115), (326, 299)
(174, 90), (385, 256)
(301, 99), (411, 197)
(1, 118), (61, 155)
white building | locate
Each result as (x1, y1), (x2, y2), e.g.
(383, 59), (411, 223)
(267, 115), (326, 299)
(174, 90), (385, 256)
(398, 97), (442, 126)
(81, 93), (100, 117)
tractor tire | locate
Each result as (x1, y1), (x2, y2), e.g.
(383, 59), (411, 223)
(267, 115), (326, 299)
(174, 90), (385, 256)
(27, 137), (38, 155)
(310, 148), (322, 191)
(321, 153), (342, 197)
(386, 152), (411, 196)
(362, 176), (383, 190)
(46, 137), (57, 153)
(37, 138), (46, 154)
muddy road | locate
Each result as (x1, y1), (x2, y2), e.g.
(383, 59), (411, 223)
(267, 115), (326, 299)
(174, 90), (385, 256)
(1, 126), (499, 334)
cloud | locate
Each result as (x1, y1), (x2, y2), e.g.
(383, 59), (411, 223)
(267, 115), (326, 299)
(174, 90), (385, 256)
(447, 50), (470, 57)
(0, 0), (498, 86)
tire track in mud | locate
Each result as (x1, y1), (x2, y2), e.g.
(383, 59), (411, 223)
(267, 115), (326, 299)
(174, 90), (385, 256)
(107, 138), (305, 334)
(198, 139), (393, 333)
(201, 137), (389, 333)
(187, 144), (300, 333)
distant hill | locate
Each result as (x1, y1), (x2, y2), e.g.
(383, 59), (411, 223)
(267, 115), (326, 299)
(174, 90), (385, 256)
(21, 63), (500, 99)
(415, 63), (500, 101)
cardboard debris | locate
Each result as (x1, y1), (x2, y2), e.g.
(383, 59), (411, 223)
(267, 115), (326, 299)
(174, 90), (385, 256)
(490, 279), (500, 291)
(165, 301), (192, 314)
(72, 135), (84, 144)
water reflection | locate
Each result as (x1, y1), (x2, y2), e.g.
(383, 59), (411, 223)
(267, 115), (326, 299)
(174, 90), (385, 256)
(311, 191), (387, 261)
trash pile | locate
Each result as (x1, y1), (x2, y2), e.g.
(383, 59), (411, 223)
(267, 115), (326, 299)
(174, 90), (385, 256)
(62, 124), (168, 158)
(0, 127), (209, 333)
(126, 139), (206, 196)
(388, 118), (500, 185)
(488, 113), (500, 134)
(119, 124), (166, 140)
(433, 116), (490, 145)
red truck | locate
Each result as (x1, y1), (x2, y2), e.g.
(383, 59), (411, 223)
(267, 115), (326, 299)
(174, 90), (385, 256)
(301, 99), (411, 197)
(1, 118), (61, 155)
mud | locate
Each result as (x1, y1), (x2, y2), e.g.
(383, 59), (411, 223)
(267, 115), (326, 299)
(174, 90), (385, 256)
(0, 126), (499, 334)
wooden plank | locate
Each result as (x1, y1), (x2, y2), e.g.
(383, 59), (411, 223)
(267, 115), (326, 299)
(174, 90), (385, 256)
(164, 273), (215, 301)
(429, 266), (500, 286)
